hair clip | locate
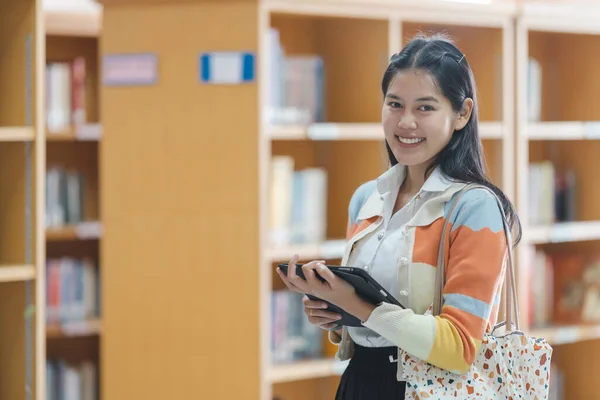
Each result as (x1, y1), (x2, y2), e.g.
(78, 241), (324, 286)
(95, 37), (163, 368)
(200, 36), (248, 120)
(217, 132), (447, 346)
(458, 54), (465, 63)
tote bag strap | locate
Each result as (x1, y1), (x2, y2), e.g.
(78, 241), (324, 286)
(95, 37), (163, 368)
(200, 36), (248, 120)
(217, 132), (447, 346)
(432, 183), (520, 331)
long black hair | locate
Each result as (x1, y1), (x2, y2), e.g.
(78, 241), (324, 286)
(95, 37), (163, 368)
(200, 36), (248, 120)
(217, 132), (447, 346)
(383, 33), (521, 245)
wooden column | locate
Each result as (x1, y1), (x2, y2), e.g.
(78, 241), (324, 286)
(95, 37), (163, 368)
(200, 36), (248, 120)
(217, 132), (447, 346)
(99, 1), (260, 399)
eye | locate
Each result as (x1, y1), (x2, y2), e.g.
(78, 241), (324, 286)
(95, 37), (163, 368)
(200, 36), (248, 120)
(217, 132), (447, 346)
(418, 105), (435, 112)
(388, 102), (402, 108)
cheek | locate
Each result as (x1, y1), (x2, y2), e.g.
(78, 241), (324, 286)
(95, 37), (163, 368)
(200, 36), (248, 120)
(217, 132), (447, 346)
(422, 116), (454, 143)
(382, 109), (397, 132)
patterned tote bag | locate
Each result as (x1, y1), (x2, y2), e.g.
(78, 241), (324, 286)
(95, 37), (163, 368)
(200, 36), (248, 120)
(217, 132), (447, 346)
(400, 183), (553, 399)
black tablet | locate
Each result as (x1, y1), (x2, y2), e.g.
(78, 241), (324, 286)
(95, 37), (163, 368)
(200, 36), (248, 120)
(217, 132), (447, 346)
(277, 263), (405, 327)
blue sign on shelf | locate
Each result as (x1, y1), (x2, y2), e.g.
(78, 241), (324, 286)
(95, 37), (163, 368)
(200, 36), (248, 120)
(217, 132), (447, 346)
(199, 52), (255, 84)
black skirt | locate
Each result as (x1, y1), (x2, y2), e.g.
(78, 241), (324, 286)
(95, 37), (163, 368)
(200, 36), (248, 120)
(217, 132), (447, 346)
(335, 344), (406, 400)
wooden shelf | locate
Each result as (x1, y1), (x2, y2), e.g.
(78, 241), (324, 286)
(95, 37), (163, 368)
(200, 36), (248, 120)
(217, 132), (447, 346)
(46, 221), (103, 241)
(46, 124), (102, 141)
(531, 324), (600, 346)
(528, 121), (600, 140)
(46, 318), (101, 339)
(268, 358), (348, 384)
(519, 1), (600, 34)
(527, 220), (600, 244)
(268, 240), (346, 262)
(0, 265), (36, 282)
(0, 127), (35, 141)
(44, 7), (102, 37)
(267, 121), (503, 141)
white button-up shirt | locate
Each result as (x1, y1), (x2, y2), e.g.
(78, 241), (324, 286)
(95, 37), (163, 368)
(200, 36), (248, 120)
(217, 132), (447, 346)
(346, 164), (448, 347)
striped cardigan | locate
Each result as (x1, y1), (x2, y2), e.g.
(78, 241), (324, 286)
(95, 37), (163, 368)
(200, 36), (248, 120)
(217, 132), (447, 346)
(329, 167), (508, 378)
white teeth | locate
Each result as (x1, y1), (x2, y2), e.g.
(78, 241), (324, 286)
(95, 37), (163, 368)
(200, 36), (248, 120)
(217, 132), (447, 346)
(398, 136), (425, 144)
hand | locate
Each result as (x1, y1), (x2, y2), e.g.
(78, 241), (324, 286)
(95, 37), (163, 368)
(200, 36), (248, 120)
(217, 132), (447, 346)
(302, 262), (378, 323)
(303, 295), (342, 330)
(275, 254), (325, 295)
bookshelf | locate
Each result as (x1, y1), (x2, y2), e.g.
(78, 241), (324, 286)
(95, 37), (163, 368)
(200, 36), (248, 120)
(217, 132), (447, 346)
(0, 0), (46, 399)
(261, 3), (516, 400)
(94, 0), (600, 399)
(516, 2), (600, 398)
(43, 3), (102, 399)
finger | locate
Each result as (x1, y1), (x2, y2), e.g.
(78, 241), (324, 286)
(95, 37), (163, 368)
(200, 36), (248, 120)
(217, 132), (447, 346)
(287, 255), (308, 290)
(307, 308), (342, 321)
(308, 316), (341, 327)
(302, 261), (326, 285)
(314, 263), (337, 285)
(302, 296), (328, 309)
(287, 254), (300, 280)
(303, 266), (321, 288)
(276, 268), (302, 293)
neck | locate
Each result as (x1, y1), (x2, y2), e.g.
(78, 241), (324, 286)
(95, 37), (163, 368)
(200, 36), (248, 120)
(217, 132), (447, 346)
(403, 163), (429, 193)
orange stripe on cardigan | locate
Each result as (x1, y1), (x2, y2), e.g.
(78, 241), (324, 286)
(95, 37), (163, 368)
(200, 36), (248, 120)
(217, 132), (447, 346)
(346, 216), (379, 241)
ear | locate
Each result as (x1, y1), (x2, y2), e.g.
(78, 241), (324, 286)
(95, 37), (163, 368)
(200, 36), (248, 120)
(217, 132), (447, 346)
(454, 98), (474, 131)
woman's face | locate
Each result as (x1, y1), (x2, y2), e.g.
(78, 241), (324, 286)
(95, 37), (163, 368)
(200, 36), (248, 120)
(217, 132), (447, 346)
(382, 68), (471, 167)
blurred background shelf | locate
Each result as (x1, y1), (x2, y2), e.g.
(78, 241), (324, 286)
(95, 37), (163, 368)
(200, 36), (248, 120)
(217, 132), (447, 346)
(267, 240), (346, 262)
(527, 221), (600, 244)
(268, 358), (348, 384)
(266, 121), (503, 141)
(46, 123), (103, 142)
(528, 121), (600, 140)
(0, 265), (36, 282)
(0, 126), (35, 141)
(532, 324), (600, 346)
(8, 0), (598, 399)
(44, 0), (102, 37)
(46, 318), (102, 339)
(46, 221), (103, 241)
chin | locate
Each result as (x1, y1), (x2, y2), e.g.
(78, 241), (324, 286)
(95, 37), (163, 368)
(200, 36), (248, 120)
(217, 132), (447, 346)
(389, 147), (428, 167)
(393, 156), (427, 167)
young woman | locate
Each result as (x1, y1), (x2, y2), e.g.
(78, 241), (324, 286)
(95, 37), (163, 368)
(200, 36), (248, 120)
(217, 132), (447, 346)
(276, 33), (521, 400)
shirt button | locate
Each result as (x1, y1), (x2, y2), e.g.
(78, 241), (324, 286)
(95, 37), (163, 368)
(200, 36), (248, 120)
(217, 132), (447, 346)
(377, 232), (384, 240)
(364, 265), (369, 271)
(399, 290), (409, 296)
(399, 257), (408, 266)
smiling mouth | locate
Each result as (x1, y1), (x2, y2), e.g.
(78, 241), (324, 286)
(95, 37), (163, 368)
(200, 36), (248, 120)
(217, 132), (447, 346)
(396, 136), (425, 145)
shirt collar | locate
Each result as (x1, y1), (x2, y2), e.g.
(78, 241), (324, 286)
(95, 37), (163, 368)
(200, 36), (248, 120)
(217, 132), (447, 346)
(376, 163), (454, 195)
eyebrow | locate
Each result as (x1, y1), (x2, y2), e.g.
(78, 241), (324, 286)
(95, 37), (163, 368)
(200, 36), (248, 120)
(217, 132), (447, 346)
(385, 93), (439, 102)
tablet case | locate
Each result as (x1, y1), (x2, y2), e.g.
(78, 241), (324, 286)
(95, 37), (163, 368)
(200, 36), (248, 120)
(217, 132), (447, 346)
(277, 263), (404, 327)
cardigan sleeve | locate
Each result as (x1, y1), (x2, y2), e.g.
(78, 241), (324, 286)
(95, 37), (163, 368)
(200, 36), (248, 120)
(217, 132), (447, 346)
(361, 188), (508, 373)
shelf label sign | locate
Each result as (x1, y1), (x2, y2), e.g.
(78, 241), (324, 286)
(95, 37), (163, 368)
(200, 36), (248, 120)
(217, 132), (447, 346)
(199, 52), (255, 84)
(102, 53), (158, 86)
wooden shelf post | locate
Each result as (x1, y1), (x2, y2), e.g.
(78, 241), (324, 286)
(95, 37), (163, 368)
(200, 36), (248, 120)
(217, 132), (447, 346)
(99, 1), (261, 399)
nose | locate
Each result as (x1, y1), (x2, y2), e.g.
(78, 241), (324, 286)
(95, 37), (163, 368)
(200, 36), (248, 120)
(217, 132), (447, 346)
(397, 113), (417, 130)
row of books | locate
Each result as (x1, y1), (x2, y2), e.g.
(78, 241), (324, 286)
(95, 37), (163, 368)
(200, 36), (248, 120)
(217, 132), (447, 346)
(528, 161), (576, 225)
(46, 359), (97, 400)
(269, 156), (328, 247)
(525, 248), (600, 329)
(46, 58), (87, 134)
(271, 290), (323, 364)
(46, 257), (100, 325)
(46, 166), (85, 229)
(265, 28), (324, 126)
